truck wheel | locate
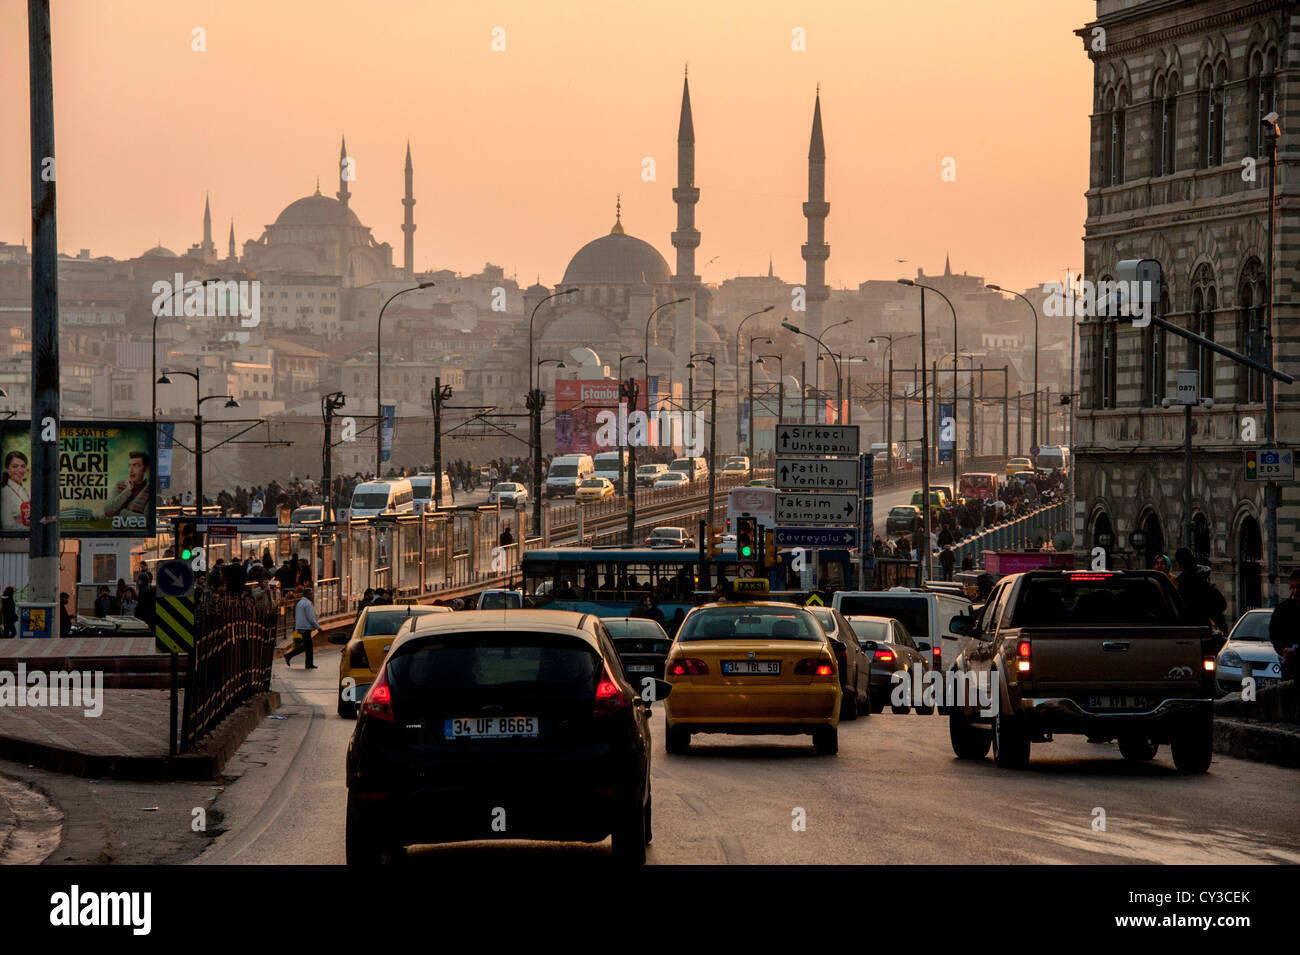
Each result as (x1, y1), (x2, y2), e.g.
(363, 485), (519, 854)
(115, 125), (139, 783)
(665, 726), (691, 754)
(992, 713), (1031, 769)
(949, 709), (991, 760)
(1118, 736), (1159, 761)
(1170, 720), (1213, 774)
(840, 689), (858, 721)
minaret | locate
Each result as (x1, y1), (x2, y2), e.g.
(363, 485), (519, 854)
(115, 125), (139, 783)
(801, 89), (830, 386)
(401, 140), (416, 278)
(671, 69), (700, 384)
(944, 252), (952, 277)
(227, 220), (236, 262)
(337, 135), (351, 214)
(200, 193), (216, 262)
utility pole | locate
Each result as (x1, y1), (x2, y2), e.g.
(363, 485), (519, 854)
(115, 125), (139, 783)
(322, 392), (345, 522)
(1002, 366), (1009, 458)
(1263, 113), (1281, 605)
(800, 360), (808, 424)
(432, 378), (453, 508)
(886, 355), (894, 473)
(708, 385), (717, 527)
(622, 377), (639, 544)
(26, 0), (60, 632)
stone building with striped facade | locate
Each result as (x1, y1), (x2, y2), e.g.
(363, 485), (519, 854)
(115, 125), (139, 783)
(1074, 0), (1299, 614)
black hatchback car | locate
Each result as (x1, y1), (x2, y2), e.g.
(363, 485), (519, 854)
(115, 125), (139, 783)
(345, 610), (669, 865)
(603, 617), (672, 681)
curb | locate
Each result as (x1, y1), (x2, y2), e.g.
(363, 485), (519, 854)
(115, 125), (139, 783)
(1213, 716), (1300, 770)
(0, 690), (280, 782)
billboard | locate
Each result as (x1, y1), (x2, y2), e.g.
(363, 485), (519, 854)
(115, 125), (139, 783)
(0, 420), (157, 537)
(554, 379), (647, 456)
(938, 401), (954, 463)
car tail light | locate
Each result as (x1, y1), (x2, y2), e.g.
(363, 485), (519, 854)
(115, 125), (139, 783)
(795, 658), (835, 676)
(932, 644), (942, 666)
(668, 658), (709, 677)
(1203, 656), (1216, 672)
(348, 640), (369, 670)
(873, 649), (895, 663)
(361, 665), (395, 722)
(1017, 639), (1031, 675)
(594, 662), (628, 716)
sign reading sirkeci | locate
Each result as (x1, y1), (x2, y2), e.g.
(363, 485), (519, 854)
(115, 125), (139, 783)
(776, 457), (858, 491)
(776, 424), (859, 456)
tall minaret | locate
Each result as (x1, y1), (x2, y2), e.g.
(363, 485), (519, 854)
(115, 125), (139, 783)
(227, 219), (236, 262)
(801, 89), (830, 385)
(200, 193), (216, 262)
(402, 140), (416, 277)
(337, 135), (352, 214)
(671, 68), (700, 383)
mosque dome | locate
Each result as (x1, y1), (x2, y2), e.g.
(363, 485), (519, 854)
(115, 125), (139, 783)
(561, 218), (671, 287)
(274, 192), (362, 227)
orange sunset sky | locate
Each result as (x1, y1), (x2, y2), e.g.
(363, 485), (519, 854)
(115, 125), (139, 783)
(1, 0), (1097, 291)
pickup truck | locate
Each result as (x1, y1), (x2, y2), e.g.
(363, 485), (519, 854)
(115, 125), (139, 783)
(945, 570), (1221, 773)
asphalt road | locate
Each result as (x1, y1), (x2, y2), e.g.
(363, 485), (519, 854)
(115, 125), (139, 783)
(195, 661), (1300, 866)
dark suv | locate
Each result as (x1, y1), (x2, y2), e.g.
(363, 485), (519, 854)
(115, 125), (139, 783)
(345, 610), (669, 864)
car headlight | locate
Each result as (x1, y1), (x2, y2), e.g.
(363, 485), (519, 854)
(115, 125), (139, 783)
(1219, 649), (1242, 668)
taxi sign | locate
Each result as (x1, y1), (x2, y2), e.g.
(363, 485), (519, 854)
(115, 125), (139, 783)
(733, 579), (769, 595)
(393, 596), (418, 605)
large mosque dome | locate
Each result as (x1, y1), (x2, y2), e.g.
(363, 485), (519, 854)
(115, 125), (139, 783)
(561, 221), (671, 287)
(274, 193), (362, 227)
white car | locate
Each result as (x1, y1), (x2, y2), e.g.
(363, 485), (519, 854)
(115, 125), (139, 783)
(1216, 608), (1283, 695)
(636, 463), (668, 487)
(653, 471), (690, 490)
(488, 482), (528, 506)
(645, 526), (693, 548)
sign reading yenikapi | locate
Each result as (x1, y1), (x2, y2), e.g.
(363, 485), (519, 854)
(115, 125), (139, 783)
(775, 457), (859, 491)
(776, 492), (858, 526)
(775, 424), (859, 456)
(0, 420), (157, 537)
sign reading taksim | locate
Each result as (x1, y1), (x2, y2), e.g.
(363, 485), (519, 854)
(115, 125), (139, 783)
(776, 492), (858, 526)
(776, 424), (859, 456)
(775, 457), (858, 491)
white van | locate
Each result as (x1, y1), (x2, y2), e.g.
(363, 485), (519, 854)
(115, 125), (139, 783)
(1035, 445), (1070, 472)
(478, 589), (524, 610)
(349, 478), (415, 519)
(668, 456), (708, 483)
(410, 472), (453, 510)
(831, 587), (973, 671)
(545, 454), (594, 498)
(592, 450), (628, 492)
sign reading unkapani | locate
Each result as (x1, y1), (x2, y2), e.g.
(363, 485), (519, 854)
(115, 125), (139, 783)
(0, 420), (156, 537)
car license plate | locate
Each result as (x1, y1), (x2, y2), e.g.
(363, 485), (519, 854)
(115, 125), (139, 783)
(722, 660), (780, 675)
(626, 664), (655, 673)
(444, 716), (538, 739)
(1086, 696), (1151, 710)
(1254, 677), (1277, 687)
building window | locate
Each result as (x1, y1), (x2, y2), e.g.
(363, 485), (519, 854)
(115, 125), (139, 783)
(1191, 264), (1217, 399)
(1238, 258), (1266, 404)
(1249, 48), (1278, 158)
(1151, 73), (1178, 176)
(1199, 61), (1227, 168)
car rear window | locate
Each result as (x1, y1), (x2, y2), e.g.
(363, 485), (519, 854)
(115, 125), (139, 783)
(834, 595), (928, 638)
(677, 607), (823, 642)
(604, 619), (666, 639)
(479, 592), (523, 610)
(363, 609), (434, 636)
(847, 618), (889, 642)
(1010, 577), (1183, 627)
(387, 633), (600, 695)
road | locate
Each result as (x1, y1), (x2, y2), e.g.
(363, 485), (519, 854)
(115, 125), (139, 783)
(196, 662), (1300, 866)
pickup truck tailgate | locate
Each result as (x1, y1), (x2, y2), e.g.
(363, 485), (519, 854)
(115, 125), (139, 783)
(1017, 626), (1207, 695)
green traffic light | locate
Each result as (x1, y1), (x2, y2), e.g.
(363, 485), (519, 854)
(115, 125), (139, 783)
(181, 549), (192, 560)
(741, 545), (752, 557)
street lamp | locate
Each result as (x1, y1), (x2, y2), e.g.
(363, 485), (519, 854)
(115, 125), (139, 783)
(526, 288), (578, 538)
(687, 354), (718, 526)
(157, 368), (238, 517)
(153, 278), (219, 423)
(987, 284), (1039, 453)
(756, 355), (784, 425)
(322, 391), (346, 522)
(782, 320), (847, 424)
(900, 279), (958, 508)
(843, 355), (870, 428)
(896, 278), (934, 581)
(375, 282), (435, 475)
(688, 352), (713, 415)
(869, 333), (916, 475)
(734, 305), (775, 452)
(632, 297), (690, 542)
(747, 336), (772, 460)
(617, 353), (642, 382)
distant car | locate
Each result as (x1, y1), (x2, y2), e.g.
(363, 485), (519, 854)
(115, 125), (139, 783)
(636, 463), (668, 487)
(1216, 608), (1282, 695)
(1005, 457), (1033, 477)
(477, 589), (523, 610)
(845, 615), (932, 714)
(345, 610), (664, 864)
(290, 505), (323, 525)
(745, 479), (772, 487)
(809, 606), (873, 720)
(575, 477), (616, 503)
(605, 617), (672, 681)
(488, 482), (528, 506)
(721, 458), (750, 477)
(885, 505), (922, 535)
(330, 604), (453, 718)
(1010, 470), (1037, 487)
(653, 471), (690, 490)
(645, 526), (693, 548)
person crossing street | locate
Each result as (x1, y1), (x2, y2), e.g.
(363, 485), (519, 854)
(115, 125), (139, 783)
(285, 586), (320, 669)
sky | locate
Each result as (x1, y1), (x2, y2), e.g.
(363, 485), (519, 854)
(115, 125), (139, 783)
(0, 0), (1097, 292)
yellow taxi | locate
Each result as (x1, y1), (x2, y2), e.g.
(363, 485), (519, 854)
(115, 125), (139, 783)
(1005, 456), (1033, 477)
(663, 600), (841, 754)
(330, 603), (451, 717)
(575, 477), (616, 503)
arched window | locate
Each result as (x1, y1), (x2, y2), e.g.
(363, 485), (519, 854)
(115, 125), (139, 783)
(1100, 88), (1116, 186)
(1190, 264), (1217, 399)
(1192, 512), (1212, 562)
(1151, 74), (1178, 176)
(1237, 258), (1266, 403)
(1142, 284), (1169, 407)
(1199, 61), (1227, 167)
(1110, 86), (1128, 185)
(1248, 48), (1278, 158)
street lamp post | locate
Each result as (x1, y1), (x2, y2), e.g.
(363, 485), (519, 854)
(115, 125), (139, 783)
(756, 354), (784, 426)
(897, 280), (934, 581)
(153, 279), (218, 425)
(844, 355), (869, 427)
(783, 320), (847, 425)
(157, 368), (238, 517)
(322, 391), (346, 522)
(903, 281), (957, 510)
(375, 282), (435, 476)
(688, 355), (717, 524)
(869, 334), (916, 475)
(987, 284), (1040, 455)
(527, 288), (578, 539)
(734, 306), (774, 453)
(430, 381), (453, 508)
(633, 298), (690, 542)
(747, 336), (772, 461)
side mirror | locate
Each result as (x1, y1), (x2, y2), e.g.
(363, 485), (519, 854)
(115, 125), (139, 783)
(949, 617), (971, 636)
(859, 640), (878, 652)
(647, 678), (673, 701)
(828, 638), (846, 654)
(327, 631), (350, 645)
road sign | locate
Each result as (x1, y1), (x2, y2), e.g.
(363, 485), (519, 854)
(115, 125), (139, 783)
(154, 595), (196, 654)
(776, 424), (859, 456)
(776, 492), (858, 526)
(1176, 369), (1199, 405)
(1030, 444), (1040, 457)
(1245, 448), (1294, 481)
(776, 457), (858, 491)
(156, 560), (195, 598)
(737, 562), (757, 578)
(773, 526), (859, 548)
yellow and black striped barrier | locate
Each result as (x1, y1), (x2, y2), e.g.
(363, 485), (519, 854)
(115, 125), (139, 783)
(154, 596), (196, 654)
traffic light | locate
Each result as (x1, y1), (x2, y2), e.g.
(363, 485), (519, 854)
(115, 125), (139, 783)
(705, 524), (725, 559)
(763, 528), (776, 567)
(736, 517), (757, 561)
(175, 519), (202, 561)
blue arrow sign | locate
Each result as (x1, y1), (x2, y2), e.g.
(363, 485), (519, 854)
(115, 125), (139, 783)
(774, 526), (859, 548)
(156, 559), (195, 598)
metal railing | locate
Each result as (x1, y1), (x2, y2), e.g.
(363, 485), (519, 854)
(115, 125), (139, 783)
(938, 501), (1071, 574)
(183, 596), (275, 752)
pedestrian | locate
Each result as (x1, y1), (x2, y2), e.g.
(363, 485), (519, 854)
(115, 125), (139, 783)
(93, 585), (120, 617)
(120, 587), (138, 616)
(1, 586), (15, 638)
(250, 577), (272, 613)
(499, 524), (514, 547)
(1153, 553), (1175, 585)
(134, 571), (155, 628)
(59, 592), (74, 637)
(224, 556), (247, 597)
(961, 554), (974, 572)
(1269, 569), (1300, 683)
(296, 556), (313, 586)
(285, 586), (319, 669)
(274, 557), (297, 592)
(1173, 547), (1227, 631)
(115, 577), (128, 608)
(359, 587), (375, 610)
